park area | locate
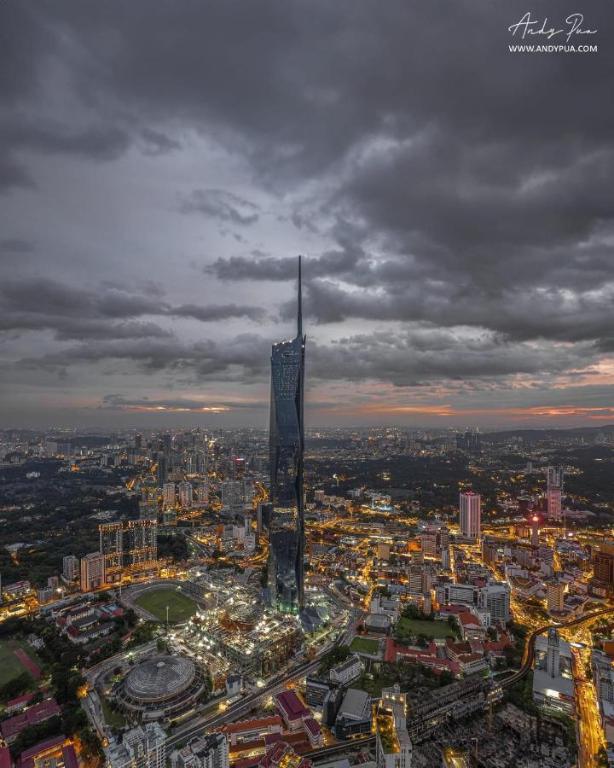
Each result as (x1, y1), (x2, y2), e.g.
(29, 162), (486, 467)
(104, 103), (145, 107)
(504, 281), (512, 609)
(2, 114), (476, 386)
(134, 587), (197, 624)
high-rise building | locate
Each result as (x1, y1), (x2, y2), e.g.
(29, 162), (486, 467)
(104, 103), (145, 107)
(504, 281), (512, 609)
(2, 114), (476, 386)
(99, 519), (158, 582)
(479, 582), (511, 624)
(221, 480), (246, 514)
(170, 733), (229, 768)
(268, 257), (306, 614)
(125, 519), (158, 569)
(163, 483), (177, 507)
(546, 580), (565, 613)
(100, 522), (123, 583)
(459, 491), (481, 539)
(546, 466), (564, 521)
(196, 483), (209, 505)
(156, 453), (168, 486)
(178, 481), (193, 509)
(375, 687), (412, 768)
(80, 552), (105, 591)
(106, 723), (166, 768)
(593, 543), (614, 592)
(62, 554), (79, 582)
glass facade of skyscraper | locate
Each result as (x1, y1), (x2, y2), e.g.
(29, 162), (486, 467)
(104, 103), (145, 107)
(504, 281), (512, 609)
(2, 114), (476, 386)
(268, 258), (305, 613)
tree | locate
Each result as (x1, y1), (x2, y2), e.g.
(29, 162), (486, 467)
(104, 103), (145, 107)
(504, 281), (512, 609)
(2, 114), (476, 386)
(0, 672), (32, 702)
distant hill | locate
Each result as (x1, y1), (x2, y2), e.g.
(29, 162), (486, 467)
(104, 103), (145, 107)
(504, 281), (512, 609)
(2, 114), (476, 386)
(485, 424), (614, 443)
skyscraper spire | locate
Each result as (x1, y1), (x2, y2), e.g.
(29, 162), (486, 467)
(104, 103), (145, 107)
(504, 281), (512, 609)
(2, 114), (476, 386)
(297, 254), (303, 338)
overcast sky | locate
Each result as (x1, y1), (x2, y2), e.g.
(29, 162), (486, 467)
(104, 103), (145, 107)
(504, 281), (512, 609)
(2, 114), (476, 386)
(1, 0), (614, 430)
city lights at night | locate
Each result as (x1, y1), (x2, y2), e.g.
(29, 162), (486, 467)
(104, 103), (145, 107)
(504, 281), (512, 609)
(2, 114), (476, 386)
(0, 2), (613, 768)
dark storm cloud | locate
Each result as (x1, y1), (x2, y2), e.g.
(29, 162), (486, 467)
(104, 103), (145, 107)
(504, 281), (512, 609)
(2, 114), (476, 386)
(172, 304), (267, 323)
(0, 238), (34, 254)
(18, 334), (273, 382)
(179, 189), (260, 225)
(282, 277), (614, 347)
(0, 278), (268, 340)
(139, 128), (181, 156)
(17, 323), (595, 394)
(1, 0), (614, 419)
(308, 328), (595, 388)
(209, 240), (364, 282)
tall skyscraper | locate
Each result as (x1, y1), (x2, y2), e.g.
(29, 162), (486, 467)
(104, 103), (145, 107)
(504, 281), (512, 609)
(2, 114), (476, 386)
(80, 552), (105, 591)
(459, 491), (481, 539)
(546, 466), (564, 521)
(268, 257), (305, 614)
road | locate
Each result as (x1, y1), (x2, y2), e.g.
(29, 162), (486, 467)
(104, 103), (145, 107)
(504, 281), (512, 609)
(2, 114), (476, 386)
(572, 644), (605, 768)
(498, 605), (614, 768)
(166, 654), (326, 748)
(500, 605), (614, 689)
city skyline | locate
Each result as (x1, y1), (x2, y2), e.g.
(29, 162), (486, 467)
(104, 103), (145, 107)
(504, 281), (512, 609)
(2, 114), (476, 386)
(2, 1), (614, 429)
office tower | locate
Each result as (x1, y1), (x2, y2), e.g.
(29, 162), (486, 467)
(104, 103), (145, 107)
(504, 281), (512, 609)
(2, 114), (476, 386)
(481, 582), (511, 623)
(62, 554), (79, 582)
(268, 256), (306, 614)
(530, 514), (540, 547)
(459, 491), (481, 539)
(107, 723), (166, 768)
(156, 452), (168, 486)
(547, 580), (565, 612)
(162, 433), (173, 454)
(593, 544), (614, 590)
(80, 552), (105, 591)
(178, 481), (193, 508)
(134, 433), (143, 450)
(163, 482), (176, 507)
(221, 480), (246, 514)
(546, 466), (564, 521)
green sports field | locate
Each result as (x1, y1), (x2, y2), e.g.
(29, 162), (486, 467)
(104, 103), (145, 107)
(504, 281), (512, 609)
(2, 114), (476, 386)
(134, 587), (197, 624)
(350, 636), (380, 655)
(0, 639), (41, 687)
(396, 617), (456, 639)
